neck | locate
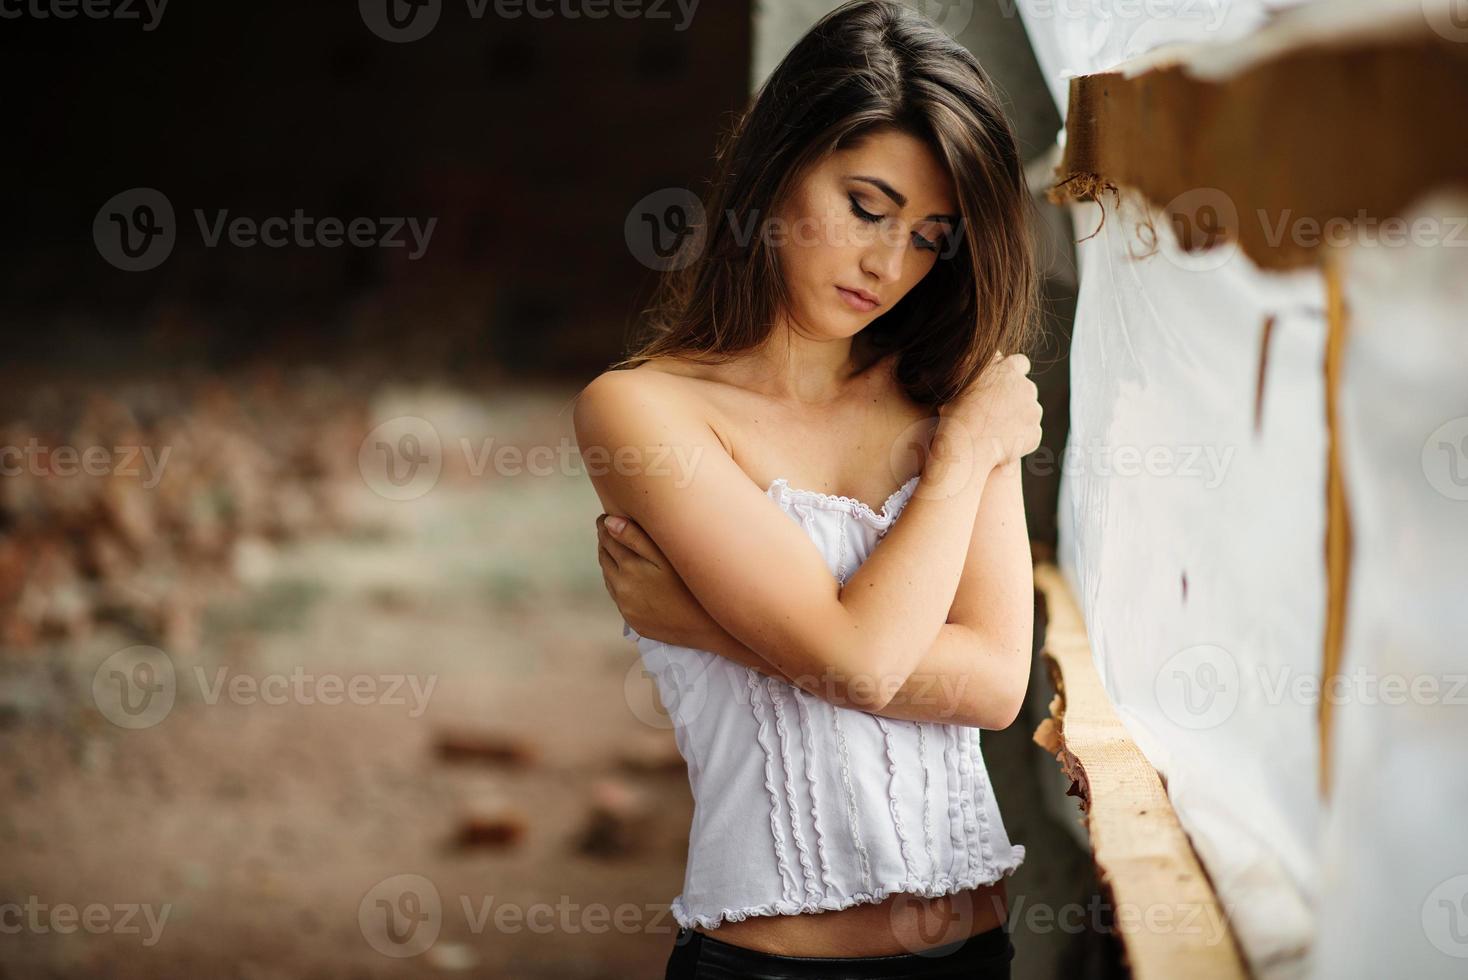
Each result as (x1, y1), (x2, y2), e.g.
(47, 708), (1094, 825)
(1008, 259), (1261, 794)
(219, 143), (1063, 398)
(734, 316), (870, 406)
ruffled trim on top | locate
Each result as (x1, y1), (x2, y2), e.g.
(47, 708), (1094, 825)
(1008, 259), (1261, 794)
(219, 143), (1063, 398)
(670, 851), (1025, 931)
(766, 474), (920, 529)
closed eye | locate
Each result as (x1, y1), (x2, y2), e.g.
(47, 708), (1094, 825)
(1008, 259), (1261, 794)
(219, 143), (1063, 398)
(848, 194), (942, 253)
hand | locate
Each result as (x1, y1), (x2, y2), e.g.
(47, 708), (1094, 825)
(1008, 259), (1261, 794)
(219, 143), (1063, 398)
(936, 351), (1042, 470)
(596, 512), (717, 649)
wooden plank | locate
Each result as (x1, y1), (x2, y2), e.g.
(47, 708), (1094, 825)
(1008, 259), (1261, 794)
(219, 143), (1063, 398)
(1049, 10), (1468, 270)
(1032, 563), (1250, 980)
(1319, 256), (1352, 798)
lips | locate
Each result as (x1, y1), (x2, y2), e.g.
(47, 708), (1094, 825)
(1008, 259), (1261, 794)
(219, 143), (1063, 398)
(836, 285), (879, 312)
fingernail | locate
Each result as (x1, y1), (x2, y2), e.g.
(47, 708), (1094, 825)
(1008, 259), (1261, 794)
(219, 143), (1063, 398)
(607, 516), (627, 534)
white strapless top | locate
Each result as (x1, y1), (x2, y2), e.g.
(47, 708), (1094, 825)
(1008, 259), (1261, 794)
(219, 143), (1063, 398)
(622, 473), (1025, 930)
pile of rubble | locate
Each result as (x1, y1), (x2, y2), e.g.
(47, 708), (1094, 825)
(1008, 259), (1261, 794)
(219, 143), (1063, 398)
(0, 368), (370, 653)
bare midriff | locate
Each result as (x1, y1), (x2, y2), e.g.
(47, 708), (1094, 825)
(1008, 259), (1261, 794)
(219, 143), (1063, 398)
(692, 880), (1009, 957)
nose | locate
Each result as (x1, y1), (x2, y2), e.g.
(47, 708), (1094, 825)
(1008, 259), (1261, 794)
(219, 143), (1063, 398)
(859, 228), (905, 284)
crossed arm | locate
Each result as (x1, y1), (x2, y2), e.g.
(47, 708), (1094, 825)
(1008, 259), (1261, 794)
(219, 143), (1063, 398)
(575, 370), (1034, 730)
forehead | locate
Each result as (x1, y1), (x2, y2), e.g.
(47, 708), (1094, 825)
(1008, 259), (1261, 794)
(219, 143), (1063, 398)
(829, 129), (957, 214)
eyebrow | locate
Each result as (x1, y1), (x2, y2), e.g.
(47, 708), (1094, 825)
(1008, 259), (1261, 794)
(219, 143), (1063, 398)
(847, 174), (959, 224)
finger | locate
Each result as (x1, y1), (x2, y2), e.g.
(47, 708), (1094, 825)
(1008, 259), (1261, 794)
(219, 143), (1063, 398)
(596, 519), (625, 563)
(598, 539), (619, 574)
(599, 527), (640, 566)
(601, 564), (629, 610)
(604, 514), (665, 568)
(1011, 353), (1032, 375)
(595, 524), (618, 569)
(600, 564), (616, 599)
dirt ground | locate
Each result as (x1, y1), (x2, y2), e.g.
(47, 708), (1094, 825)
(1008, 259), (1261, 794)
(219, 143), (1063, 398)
(0, 382), (1112, 979)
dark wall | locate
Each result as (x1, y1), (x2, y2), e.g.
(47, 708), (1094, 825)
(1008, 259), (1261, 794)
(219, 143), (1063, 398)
(1, 0), (751, 376)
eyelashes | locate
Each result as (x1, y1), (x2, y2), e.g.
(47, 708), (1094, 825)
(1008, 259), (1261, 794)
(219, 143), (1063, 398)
(847, 194), (942, 253)
(847, 193), (882, 224)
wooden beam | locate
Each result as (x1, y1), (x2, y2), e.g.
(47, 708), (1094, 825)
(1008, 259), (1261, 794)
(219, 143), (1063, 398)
(1049, 13), (1468, 270)
(1319, 255), (1352, 798)
(1032, 563), (1249, 980)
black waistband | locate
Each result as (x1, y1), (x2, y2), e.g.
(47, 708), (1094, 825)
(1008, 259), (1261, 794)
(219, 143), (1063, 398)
(666, 921), (1014, 979)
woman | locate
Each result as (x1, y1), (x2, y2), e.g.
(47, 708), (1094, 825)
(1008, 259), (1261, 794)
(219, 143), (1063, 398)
(573, 2), (1043, 976)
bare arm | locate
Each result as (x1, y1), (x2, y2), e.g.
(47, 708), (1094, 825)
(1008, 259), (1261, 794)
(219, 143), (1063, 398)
(574, 359), (1037, 712)
(605, 460), (1032, 729)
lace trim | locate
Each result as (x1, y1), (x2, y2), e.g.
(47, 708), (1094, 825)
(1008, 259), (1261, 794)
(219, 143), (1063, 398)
(766, 473), (920, 527)
(767, 677), (820, 904)
(943, 726), (967, 880)
(874, 716), (917, 881)
(669, 854), (1025, 931)
(969, 727), (997, 875)
(917, 722), (937, 877)
(747, 674), (798, 903)
(829, 708), (873, 893)
(792, 691), (834, 889)
(956, 724), (981, 878)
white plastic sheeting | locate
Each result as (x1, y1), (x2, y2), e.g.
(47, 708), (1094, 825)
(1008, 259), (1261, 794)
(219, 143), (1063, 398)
(1307, 192), (1468, 980)
(1017, 0), (1300, 120)
(1055, 190), (1326, 980)
(1019, 0), (1468, 977)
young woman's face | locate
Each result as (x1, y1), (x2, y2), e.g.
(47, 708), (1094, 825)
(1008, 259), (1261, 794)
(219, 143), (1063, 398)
(771, 128), (958, 340)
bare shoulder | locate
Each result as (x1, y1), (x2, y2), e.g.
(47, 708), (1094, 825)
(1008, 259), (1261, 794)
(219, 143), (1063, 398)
(574, 358), (730, 455)
(574, 362), (710, 433)
(572, 363), (734, 517)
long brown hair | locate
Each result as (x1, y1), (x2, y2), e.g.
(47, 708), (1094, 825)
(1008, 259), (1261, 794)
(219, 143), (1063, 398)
(615, 0), (1038, 407)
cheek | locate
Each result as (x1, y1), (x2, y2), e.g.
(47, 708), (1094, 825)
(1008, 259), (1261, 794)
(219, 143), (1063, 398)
(779, 201), (852, 283)
(903, 252), (939, 289)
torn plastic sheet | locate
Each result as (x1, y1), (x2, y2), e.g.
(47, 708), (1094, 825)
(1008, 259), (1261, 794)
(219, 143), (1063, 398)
(1055, 187), (1324, 979)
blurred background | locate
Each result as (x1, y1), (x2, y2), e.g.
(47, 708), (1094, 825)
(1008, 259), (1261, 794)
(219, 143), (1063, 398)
(0, 1), (1104, 977)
